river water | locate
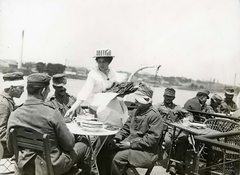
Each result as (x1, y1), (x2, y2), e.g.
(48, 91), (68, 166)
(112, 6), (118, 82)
(0, 73), (226, 107)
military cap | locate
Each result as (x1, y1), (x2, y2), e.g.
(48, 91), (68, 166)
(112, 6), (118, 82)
(1, 72), (24, 89)
(197, 89), (210, 99)
(225, 87), (234, 95)
(27, 73), (51, 86)
(164, 87), (176, 97)
(52, 74), (67, 86)
(134, 83), (153, 104)
(3, 72), (24, 81)
(211, 94), (222, 104)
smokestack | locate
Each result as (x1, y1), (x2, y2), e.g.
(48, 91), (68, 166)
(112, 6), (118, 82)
(18, 30), (24, 69)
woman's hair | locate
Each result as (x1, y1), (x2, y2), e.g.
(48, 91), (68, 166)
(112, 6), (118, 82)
(27, 84), (46, 95)
(95, 57), (113, 64)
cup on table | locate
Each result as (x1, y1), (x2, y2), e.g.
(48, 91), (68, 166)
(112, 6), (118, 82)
(182, 117), (190, 127)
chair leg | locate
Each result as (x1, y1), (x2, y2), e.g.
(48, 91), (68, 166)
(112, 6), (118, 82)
(130, 166), (140, 175)
(145, 165), (154, 175)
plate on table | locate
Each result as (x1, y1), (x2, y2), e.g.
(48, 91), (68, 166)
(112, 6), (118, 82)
(104, 125), (120, 131)
(80, 120), (104, 132)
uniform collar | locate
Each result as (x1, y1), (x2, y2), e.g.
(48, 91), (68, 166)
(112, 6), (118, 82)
(0, 91), (15, 105)
(135, 104), (152, 115)
(24, 96), (44, 105)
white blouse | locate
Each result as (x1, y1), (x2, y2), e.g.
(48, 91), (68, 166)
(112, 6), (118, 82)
(77, 67), (117, 104)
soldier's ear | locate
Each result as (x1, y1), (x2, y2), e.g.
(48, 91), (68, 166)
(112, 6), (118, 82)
(40, 87), (45, 96)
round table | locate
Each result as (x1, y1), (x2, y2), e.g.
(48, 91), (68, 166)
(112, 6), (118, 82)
(66, 122), (119, 175)
(66, 122), (119, 136)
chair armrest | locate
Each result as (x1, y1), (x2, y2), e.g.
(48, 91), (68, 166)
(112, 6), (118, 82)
(195, 135), (240, 153)
(197, 131), (240, 139)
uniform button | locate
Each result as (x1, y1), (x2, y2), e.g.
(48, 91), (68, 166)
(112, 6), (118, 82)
(40, 161), (44, 165)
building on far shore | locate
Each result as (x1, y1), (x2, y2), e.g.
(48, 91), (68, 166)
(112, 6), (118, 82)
(0, 59), (18, 70)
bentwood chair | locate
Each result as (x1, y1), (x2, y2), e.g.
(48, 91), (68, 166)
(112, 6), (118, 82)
(0, 140), (14, 174)
(10, 127), (55, 175)
(124, 123), (168, 175)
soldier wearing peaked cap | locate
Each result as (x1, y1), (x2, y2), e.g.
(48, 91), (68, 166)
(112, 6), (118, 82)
(220, 87), (237, 114)
(184, 89), (210, 112)
(203, 94), (223, 114)
(6, 73), (91, 175)
(46, 74), (82, 122)
(154, 87), (193, 175)
(0, 72), (24, 157)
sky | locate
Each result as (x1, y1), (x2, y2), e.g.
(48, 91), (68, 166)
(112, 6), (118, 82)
(0, 0), (240, 85)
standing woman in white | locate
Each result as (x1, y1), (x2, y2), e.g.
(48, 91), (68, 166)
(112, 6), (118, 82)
(65, 49), (117, 118)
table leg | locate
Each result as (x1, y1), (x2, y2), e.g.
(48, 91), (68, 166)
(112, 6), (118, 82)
(87, 135), (110, 175)
(166, 126), (176, 172)
(193, 140), (200, 174)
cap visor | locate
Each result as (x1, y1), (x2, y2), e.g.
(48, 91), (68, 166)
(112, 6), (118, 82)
(53, 83), (66, 87)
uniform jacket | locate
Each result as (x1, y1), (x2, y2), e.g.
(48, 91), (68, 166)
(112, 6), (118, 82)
(0, 91), (14, 141)
(6, 97), (76, 175)
(154, 102), (192, 123)
(184, 97), (204, 111)
(115, 105), (163, 153)
(47, 93), (81, 119)
(220, 98), (238, 114)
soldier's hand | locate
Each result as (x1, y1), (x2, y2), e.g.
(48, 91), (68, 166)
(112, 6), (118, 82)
(118, 141), (130, 149)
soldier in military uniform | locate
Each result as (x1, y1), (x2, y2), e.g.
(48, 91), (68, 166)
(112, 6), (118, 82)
(6, 73), (91, 175)
(0, 72), (24, 157)
(110, 84), (163, 175)
(155, 87), (193, 175)
(220, 87), (238, 114)
(47, 74), (82, 122)
(203, 94), (223, 114)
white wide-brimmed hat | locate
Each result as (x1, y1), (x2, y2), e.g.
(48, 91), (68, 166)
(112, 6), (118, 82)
(93, 49), (115, 58)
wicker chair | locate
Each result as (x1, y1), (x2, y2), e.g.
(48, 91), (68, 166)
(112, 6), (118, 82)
(203, 118), (240, 132)
(195, 131), (240, 175)
(202, 118), (240, 175)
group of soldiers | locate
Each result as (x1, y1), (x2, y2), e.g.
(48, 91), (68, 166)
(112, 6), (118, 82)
(0, 71), (239, 175)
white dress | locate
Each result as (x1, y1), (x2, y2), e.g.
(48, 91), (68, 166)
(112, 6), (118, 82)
(77, 66), (117, 105)
(77, 67), (129, 127)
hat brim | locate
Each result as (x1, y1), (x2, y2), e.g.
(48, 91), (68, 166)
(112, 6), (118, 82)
(53, 83), (66, 87)
(225, 92), (234, 95)
(93, 56), (115, 58)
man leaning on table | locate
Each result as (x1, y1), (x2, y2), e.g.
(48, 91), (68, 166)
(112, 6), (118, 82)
(6, 73), (91, 175)
(110, 83), (163, 175)
(155, 87), (193, 175)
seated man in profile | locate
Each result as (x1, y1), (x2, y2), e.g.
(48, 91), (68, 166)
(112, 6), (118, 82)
(220, 87), (238, 114)
(0, 72), (24, 157)
(155, 87), (193, 175)
(47, 74), (82, 122)
(111, 84), (163, 175)
(184, 89), (210, 122)
(6, 73), (91, 175)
